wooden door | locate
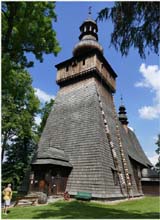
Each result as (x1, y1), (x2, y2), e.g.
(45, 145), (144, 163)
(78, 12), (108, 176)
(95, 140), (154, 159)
(49, 177), (68, 195)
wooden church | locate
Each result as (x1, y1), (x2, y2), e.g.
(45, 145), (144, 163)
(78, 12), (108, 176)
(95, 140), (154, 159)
(30, 16), (153, 200)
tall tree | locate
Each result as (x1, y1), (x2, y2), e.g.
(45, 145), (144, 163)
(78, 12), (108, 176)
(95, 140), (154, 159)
(2, 136), (38, 189)
(97, 2), (159, 58)
(38, 99), (55, 136)
(155, 134), (160, 173)
(2, 2), (61, 68)
(2, 67), (40, 187)
(2, 2), (60, 187)
(2, 67), (40, 160)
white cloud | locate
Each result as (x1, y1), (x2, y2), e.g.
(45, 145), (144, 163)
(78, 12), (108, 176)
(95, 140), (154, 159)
(138, 106), (160, 120)
(128, 126), (134, 132)
(148, 154), (159, 166)
(35, 115), (42, 126)
(135, 63), (160, 119)
(35, 88), (55, 103)
(153, 135), (159, 142)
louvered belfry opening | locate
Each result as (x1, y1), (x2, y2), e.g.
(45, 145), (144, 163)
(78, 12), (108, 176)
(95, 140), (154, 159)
(29, 15), (154, 199)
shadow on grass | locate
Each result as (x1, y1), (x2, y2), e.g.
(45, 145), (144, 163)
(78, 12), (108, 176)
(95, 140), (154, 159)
(31, 200), (159, 219)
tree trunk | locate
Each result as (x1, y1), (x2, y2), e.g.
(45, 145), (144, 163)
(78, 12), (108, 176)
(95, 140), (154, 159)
(2, 3), (17, 54)
(1, 134), (8, 162)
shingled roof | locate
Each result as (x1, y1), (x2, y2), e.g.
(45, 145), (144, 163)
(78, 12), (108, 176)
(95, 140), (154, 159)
(32, 133), (72, 167)
(33, 77), (152, 198)
(127, 129), (152, 167)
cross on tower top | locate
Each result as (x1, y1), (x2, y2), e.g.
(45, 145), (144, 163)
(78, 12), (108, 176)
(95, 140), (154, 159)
(120, 94), (124, 105)
(88, 6), (92, 18)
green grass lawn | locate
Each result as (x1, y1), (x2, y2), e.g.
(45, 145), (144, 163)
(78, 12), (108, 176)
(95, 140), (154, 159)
(2, 196), (160, 219)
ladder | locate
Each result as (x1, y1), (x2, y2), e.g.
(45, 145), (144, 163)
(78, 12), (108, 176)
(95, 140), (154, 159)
(96, 89), (131, 197)
(111, 95), (132, 198)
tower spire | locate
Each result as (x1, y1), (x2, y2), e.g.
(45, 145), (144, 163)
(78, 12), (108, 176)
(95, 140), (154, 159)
(118, 99), (129, 126)
(88, 6), (92, 19)
(72, 9), (103, 56)
(120, 94), (123, 105)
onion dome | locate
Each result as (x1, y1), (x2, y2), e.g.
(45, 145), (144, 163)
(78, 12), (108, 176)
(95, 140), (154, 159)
(118, 99), (129, 125)
(73, 15), (103, 56)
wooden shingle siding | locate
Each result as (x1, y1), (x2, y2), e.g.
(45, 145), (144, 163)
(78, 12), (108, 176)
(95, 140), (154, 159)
(35, 79), (119, 197)
(32, 74), (151, 198)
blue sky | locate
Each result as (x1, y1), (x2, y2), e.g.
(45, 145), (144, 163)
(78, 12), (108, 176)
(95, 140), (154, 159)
(28, 2), (160, 165)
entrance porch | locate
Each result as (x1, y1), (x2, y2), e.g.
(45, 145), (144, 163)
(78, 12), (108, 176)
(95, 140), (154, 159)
(30, 164), (72, 196)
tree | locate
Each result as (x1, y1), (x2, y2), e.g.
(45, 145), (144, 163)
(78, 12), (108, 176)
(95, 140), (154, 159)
(2, 2), (60, 153)
(155, 134), (160, 173)
(2, 67), (40, 187)
(97, 2), (159, 58)
(2, 136), (38, 189)
(38, 99), (55, 136)
(2, 2), (61, 68)
(2, 67), (40, 160)
(2, 2), (60, 188)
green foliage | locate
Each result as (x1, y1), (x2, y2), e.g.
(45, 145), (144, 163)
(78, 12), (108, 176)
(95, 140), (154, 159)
(2, 66), (40, 188)
(2, 1), (60, 189)
(155, 134), (160, 155)
(2, 64), (39, 152)
(2, 197), (160, 219)
(97, 2), (159, 58)
(2, 2), (61, 67)
(38, 99), (55, 135)
(155, 134), (160, 173)
(2, 139), (37, 190)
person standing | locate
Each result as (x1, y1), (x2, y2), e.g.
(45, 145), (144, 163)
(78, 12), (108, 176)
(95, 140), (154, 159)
(3, 183), (12, 215)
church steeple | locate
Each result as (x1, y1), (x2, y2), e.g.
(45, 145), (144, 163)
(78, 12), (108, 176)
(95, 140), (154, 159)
(73, 9), (103, 57)
(118, 97), (129, 126)
(56, 11), (117, 93)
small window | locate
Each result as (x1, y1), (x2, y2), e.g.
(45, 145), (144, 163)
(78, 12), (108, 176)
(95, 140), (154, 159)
(112, 169), (119, 186)
(72, 60), (77, 67)
(83, 59), (85, 65)
(66, 66), (69, 72)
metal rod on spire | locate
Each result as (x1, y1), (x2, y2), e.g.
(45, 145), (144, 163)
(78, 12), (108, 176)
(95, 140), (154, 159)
(120, 94), (123, 105)
(88, 6), (92, 18)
